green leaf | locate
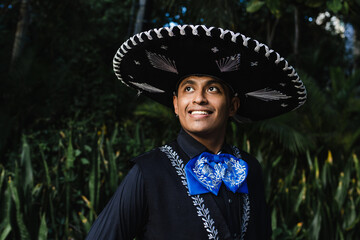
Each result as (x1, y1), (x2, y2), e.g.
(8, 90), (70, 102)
(314, 157), (321, 190)
(107, 138), (118, 192)
(89, 139), (101, 222)
(292, 222), (303, 237)
(78, 211), (91, 233)
(81, 157), (90, 165)
(66, 136), (75, 169)
(305, 0), (325, 8)
(321, 161), (329, 188)
(284, 158), (297, 187)
(271, 156), (282, 168)
(271, 208), (277, 231)
(327, 0), (342, 13)
(0, 167), (5, 194)
(334, 162), (351, 210)
(343, 1), (349, 14)
(246, 0), (265, 13)
(8, 177), (31, 240)
(31, 183), (43, 198)
(75, 149), (82, 157)
(84, 145), (92, 152)
(294, 171), (306, 213)
(306, 151), (314, 171)
(266, 0), (281, 17)
(336, 223), (344, 239)
(294, 185), (306, 212)
(40, 145), (58, 238)
(0, 186), (12, 240)
(40, 145), (51, 187)
(308, 202), (322, 240)
(20, 136), (34, 194)
(342, 195), (357, 229)
(0, 223), (11, 240)
(38, 214), (48, 240)
(353, 154), (360, 187)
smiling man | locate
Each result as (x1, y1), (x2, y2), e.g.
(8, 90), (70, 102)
(86, 25), (306, 240)
(174, 75), (239, 153)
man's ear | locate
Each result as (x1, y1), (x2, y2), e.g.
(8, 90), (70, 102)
(173, 95), (179, 115)
(229, 96), (240, 117)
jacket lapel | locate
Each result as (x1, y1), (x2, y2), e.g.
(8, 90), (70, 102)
(202, 192), (233, 240)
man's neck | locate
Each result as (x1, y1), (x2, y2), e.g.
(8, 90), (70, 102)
(184, 129), (226, 154)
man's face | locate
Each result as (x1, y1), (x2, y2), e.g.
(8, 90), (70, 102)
(173, 75), (240, 138)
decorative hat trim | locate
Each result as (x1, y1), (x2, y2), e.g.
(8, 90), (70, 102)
(215, 54), (241, 72)
(129, 81), (165, 93)
(245, 88), (292, 102)
(146, 51), (178, 74)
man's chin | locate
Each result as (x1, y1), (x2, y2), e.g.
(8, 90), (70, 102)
(186, 127), (222, 138)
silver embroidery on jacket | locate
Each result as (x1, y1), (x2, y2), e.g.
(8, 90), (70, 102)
(241, 194), (250, 240)
(232, 146), (251, 240)
(160, 145), (219, 240)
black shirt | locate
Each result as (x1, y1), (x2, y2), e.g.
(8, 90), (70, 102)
(86, 129), (271, 239)
(177, 129), (245, 238)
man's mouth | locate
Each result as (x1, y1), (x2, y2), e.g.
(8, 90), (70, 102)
(189, 110), (213, 115)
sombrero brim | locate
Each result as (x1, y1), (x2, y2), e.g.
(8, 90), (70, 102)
(113, 25), (306, 122)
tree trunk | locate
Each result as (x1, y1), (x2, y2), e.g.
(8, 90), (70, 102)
(10, 0), (30, 69)
(127, 0), (137, 37)
(133, 0), (147, 34)
(353, 27), (360, 70)
(293, 6), (299, 65)
(266, 17), (279, 47)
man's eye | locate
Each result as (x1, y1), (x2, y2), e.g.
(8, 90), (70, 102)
(185, 86), (194, 92)
(208, 86), (219, 92)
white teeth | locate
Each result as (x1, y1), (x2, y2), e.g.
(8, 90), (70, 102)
(191, 111), (209, 115)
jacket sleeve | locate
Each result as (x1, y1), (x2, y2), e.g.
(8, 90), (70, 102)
(86, 164), (147, 240)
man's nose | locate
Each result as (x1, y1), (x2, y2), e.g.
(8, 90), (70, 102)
(193, 90), (208, 104)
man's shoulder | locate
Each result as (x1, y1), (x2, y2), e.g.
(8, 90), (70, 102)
(131, 140), (177, 164)
(130, 140), (179, 180)
(233, 147), (263, 171)
(236, 148), (257, 161)
(131, 148), (161, 163)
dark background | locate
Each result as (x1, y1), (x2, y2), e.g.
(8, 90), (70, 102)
(1, 0), (360, 239)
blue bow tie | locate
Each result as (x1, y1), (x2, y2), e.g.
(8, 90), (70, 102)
(185, 152), (248, 196)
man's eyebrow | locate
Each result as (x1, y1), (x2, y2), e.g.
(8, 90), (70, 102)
(205, 80), (224, 86)
(179, 79), (224, 87)
(179, 79), (196, 87)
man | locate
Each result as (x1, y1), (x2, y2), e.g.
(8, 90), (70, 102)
(86, 25), (306, 239)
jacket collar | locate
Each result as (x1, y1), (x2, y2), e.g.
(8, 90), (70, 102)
(176, 128), (233, 159)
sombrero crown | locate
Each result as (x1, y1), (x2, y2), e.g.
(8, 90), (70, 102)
(113, 24), (306, 122)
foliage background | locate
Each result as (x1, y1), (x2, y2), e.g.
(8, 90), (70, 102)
(0, 0), (360, 239)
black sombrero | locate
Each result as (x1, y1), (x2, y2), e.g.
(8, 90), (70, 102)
(113, 24), (306, 122)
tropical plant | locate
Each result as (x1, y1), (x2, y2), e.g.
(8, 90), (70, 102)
(1, 124), (359, 239)
(0, 120), (155, 240)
